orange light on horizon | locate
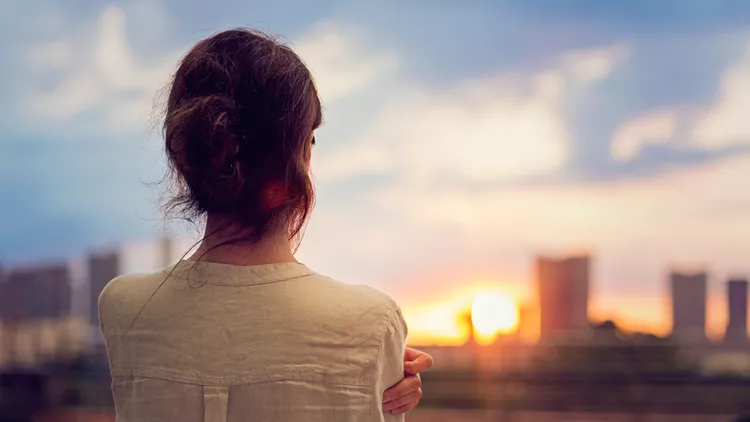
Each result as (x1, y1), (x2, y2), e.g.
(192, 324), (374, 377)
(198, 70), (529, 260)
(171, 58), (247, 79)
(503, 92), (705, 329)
(401, 274), (734, 346)
(401, 282), (527, 347)
(470, 292), (519, 345)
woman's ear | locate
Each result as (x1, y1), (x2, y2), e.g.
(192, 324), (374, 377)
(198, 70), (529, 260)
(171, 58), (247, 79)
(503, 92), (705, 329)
(304, 132), (314, 168)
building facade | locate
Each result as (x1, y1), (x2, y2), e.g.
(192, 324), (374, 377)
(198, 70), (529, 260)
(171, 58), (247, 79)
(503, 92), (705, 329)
(0, 262), (74, 367)
(537, 255), (590, 341)
(670, 271), (707, 344)
(87, 251), (121, 329)
(725, 278), (748, 344)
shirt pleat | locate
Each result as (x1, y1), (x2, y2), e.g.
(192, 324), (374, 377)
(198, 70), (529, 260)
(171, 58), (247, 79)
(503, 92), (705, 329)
(203, 385), (230, 422)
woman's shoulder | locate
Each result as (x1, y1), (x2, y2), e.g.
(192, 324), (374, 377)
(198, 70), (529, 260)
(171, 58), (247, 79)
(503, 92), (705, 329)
(99, 269), (164, 304)
(97, 269), (169, 330)
(297, 273), (406, 332)
(303, 273), (400, 311)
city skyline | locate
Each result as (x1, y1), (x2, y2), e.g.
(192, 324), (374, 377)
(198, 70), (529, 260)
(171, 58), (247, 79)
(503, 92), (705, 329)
(2, 237), (749, 348)
(2, 1), (750, 348)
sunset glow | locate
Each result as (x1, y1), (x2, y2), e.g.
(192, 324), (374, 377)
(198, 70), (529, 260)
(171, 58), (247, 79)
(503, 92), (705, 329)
(401, 283), (733, 347)
(470, 292), (519, 338)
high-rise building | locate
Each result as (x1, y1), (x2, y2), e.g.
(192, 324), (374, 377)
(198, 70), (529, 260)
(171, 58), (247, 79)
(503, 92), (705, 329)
(3, 269), (32, 323)
(18, 263), (72, 320)
(670, 271), (707, 343)
(0, 263), (73, 366)
(0, 266), (6, 317)
(0, 267), (11, 366)
(725, 278), (748, 344)
(0, 268), (26, 366)
(537, 255), (590, 340)
(88, 251), (121, 328)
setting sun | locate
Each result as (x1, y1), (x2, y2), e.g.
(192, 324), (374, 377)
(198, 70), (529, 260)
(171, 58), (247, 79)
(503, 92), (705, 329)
(471, 292), (519, 339)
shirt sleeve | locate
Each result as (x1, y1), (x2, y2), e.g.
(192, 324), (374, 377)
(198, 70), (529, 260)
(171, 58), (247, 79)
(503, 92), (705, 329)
(372, 303), (408, 422)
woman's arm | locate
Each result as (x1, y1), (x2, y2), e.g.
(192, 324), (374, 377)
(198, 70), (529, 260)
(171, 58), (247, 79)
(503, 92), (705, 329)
(372, 305), (408, 421)
(382, 347), (433, 413)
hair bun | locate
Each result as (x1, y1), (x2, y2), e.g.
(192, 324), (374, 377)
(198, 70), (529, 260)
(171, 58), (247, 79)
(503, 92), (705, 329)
(163, 29), (321, 245)
(165, 94), (245, 212)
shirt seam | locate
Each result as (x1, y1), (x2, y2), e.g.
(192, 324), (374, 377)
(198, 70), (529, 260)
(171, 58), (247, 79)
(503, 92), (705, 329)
(164, 262), (316, 286)
(195, 273), (316, 287)
(109, 369), (371, 387)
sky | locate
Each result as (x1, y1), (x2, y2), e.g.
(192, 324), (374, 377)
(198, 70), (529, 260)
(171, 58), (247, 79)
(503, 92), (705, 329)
(2, 0), (750, 344)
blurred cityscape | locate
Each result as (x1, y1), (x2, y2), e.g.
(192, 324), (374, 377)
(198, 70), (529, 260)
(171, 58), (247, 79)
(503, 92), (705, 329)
(1, 240), (750, 421)
(0, 237), (190, 422)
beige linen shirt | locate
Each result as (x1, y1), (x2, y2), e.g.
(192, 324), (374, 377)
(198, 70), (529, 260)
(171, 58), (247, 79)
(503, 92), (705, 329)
(98, 260), (407, 422)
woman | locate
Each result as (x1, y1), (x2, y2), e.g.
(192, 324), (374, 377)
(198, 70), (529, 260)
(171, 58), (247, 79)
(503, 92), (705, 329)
(98, 29), (431, 421)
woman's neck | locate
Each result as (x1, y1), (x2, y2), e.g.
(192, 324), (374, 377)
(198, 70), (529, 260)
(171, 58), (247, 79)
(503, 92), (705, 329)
(188, 215), (297, 266)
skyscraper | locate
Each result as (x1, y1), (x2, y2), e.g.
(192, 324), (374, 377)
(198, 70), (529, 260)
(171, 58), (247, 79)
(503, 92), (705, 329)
(0, 263), (73, 366)
(537, 255), (590, 340)
(725, 278), (748, 344)
(0, 267), (11, 366)
(4, 269), (32, 323)
(88, 251), (121, 328)
(670, 271), (707, 343)
(18, 263), (72, 320)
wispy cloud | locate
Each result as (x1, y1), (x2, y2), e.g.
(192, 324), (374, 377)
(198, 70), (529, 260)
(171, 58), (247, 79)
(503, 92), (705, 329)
(294, 22), (399, 103)
(24, 5), (183, 133)
(611, 109), (681, 161)
(692, 40), (750, 149)
(610, 36), (750, 160)
(310, 42), (628, 184)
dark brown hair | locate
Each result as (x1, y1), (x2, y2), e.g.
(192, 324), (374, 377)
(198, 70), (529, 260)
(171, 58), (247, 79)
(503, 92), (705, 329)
(163, 29), (322, 245)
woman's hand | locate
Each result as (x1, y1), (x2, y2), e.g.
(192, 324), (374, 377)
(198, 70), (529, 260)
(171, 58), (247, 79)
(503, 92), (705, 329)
(382, 347), (434, 414)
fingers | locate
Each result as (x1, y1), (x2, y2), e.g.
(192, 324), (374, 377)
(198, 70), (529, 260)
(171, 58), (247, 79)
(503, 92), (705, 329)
(382, 374), (421, 403)
(387, 402), (419, 415)
(382, 346), (432, 415)
(403, 350), (433, 375)
(404, 346), (421, 361)
(404, 346), (431, 362)
(383, 388), (423, 413)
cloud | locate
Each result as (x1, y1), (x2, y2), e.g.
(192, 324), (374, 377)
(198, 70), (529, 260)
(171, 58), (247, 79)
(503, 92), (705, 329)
(610, 37), (750, 160)
(24, 5), (182, 132)
(376, 153), (750, 255)
(21, 7), (630, 186)
(692, 40), (750, 149)
(610, 109), (680, 161)
(313, 43), (627, 184)
(23, 13), (400, 136)
(27, 40), (73, 70)
(294, 22), (399, 103)
(338, 73), (571, 184)
(560, 43), (629, 84)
